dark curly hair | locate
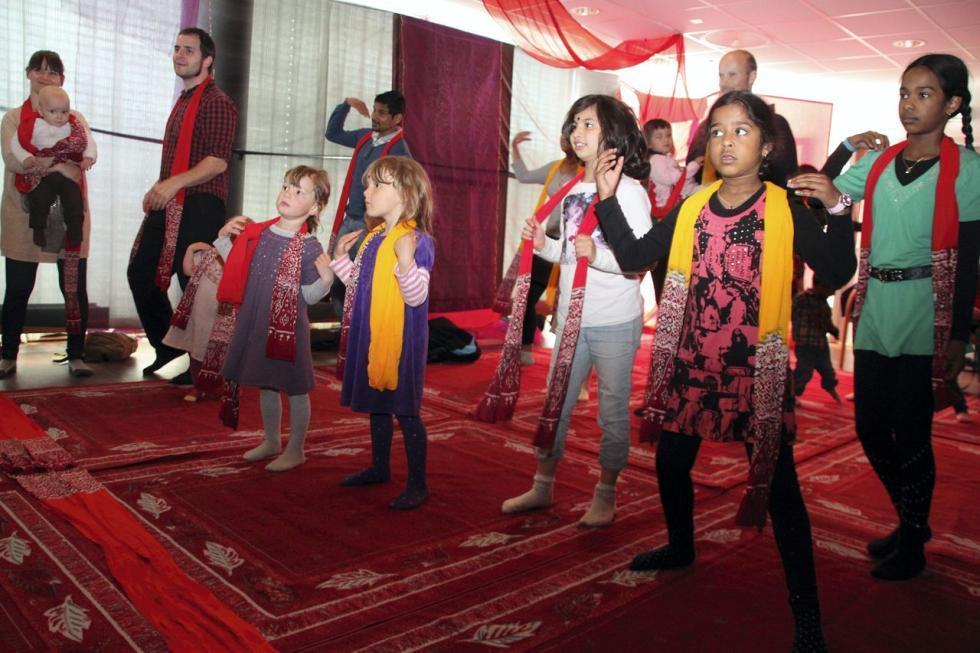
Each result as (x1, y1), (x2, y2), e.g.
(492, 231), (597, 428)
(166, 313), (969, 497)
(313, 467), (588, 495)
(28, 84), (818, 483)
(561, 94), (650, 180)
(905, 53), (974, 151)
(707, 91), (776, 180)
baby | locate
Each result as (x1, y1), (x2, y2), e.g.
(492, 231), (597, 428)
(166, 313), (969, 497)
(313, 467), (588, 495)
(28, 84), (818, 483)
(10, 86), (96, 247)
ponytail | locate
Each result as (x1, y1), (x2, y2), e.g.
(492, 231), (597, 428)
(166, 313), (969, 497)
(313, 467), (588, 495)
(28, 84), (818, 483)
(961, 104), (974, 151)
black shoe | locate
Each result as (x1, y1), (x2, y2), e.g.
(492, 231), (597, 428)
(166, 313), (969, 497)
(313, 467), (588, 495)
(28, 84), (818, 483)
(169, 369), (193, 386)
(143, 349), (183, 376)
(871, 526), (927, 581)
(340, 467), (390, 487)
(867, 525), (931, 559)
(629, 544), (695, 571)
(389, 487), (429, 510)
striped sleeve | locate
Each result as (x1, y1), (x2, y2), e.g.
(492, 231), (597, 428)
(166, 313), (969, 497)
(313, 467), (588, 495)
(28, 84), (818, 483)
(394, 261), (430, 307)
(329, 255), (354, 286)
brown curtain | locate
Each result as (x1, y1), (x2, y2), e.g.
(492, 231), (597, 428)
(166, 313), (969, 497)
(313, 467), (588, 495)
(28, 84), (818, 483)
(395, 16), (513, 311)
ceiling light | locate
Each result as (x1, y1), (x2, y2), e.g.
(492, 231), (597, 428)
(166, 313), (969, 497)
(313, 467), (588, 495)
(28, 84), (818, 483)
(893, 39), (925, 48)
(570, 6), (600, 17)
(690, 18), (704, 25)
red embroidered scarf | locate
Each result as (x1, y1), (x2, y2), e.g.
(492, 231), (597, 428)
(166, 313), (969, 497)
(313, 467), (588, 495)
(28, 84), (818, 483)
(129, 78), (212, 291)
(475, 171), (601, 450)
(330, 130), (405, 249)
(852, 136), (960, 405)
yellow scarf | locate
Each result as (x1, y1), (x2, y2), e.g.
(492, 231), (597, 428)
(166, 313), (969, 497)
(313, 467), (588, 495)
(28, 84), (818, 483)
(359, 218), (418, 391)
(668, 180), (793, 345)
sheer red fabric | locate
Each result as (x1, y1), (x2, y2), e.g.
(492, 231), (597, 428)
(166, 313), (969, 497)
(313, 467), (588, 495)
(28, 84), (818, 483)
(484, 0), (682, 70)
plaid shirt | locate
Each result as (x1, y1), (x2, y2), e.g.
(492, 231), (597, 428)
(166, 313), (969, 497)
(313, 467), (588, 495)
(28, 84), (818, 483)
(159, 82), (238, 201)
(792, 291), (838, 349)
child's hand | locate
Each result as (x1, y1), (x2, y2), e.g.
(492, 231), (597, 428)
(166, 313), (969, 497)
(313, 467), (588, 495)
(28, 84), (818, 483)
(593, 148), (623, 201)
(574, 234), (597, 263)
(80, 157), (95, 171)
(521, 216), (545, 251)
(315, 252), (334, 285)
(394, 230), (417, 272)
(22, 155), (37, 170)
(219, 215), (250, 239)
(846, 131), (889, 151)
(33, 156), (55, 172)
(335, 229), (363, 256)
(786, 173), (841, 210)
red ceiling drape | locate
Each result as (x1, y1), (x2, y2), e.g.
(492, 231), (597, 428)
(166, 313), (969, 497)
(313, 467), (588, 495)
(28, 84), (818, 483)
(483, 0), (682, 70)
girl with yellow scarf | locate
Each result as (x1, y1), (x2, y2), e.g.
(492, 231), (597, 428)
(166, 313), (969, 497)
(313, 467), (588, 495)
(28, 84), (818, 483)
(592, 92), (856, 652)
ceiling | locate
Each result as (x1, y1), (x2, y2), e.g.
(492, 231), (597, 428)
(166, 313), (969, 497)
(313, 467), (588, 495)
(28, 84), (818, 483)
(554, 0), (980, 85)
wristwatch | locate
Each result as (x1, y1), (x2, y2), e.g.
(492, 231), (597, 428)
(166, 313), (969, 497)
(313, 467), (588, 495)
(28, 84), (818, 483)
(826, 192), (852, 215)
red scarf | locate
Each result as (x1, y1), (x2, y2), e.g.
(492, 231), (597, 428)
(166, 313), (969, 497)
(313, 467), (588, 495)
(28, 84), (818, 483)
(129, 78), (211, 291)
(649, 169), (686, 219)
(216, 219), (309, 361)
(476, 171), (601, 450)
(852, 136), (960, 407)
(330, 130), (405, 248)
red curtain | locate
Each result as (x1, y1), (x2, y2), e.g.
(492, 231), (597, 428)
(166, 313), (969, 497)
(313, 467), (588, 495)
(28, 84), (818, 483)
(484, 0), (681, 70)
(396, 17), (513, 311)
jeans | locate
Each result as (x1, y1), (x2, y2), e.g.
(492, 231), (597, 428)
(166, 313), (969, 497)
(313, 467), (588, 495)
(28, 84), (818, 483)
(538, 315), (642, 471)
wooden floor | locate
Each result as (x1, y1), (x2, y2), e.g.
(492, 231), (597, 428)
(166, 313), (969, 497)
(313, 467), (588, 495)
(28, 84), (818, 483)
(0, 330), (340, 391)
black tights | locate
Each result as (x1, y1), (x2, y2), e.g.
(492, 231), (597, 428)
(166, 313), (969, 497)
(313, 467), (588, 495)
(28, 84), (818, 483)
(853, 351), (935, 535)
(369, 413), (428, 490)
(656, 431), (818, 601)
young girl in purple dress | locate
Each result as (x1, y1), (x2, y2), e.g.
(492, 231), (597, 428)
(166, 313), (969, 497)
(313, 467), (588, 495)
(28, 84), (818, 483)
(216, 166), (334, 472)
(330, 157), (436, 510)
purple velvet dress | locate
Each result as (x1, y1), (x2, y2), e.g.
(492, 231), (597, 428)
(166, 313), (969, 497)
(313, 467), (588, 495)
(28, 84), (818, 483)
(221, 228), (324, 395)
(341, 231), (434, 416)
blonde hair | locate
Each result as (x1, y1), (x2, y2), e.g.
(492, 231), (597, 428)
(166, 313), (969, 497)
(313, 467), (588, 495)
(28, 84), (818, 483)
(283, 165), (331, 231)
(38, 86), (70, 110)
(362, 157), (434, 235)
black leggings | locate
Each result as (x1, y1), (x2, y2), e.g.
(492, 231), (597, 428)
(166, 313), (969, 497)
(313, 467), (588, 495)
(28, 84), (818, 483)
(1, 257), (88, 360)
(853, 350), (935, 533)
(656, 430), (818, 600)
(521, 254), (554, 346)
(27, 172), (84, 245)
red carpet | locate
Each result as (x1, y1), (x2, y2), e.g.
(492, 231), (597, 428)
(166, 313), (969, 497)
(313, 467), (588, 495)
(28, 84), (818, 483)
(1, 333), (978, 651)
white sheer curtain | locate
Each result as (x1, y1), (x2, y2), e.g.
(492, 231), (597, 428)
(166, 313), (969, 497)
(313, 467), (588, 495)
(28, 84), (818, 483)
(503, 49), (618, 274)
(0, 0), (182, 326)
(242, 1), (393, 226)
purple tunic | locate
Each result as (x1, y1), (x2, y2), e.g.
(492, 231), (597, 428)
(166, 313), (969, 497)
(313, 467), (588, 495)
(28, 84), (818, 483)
(341, 230), (434, 416)
(221, 228), (323, 395)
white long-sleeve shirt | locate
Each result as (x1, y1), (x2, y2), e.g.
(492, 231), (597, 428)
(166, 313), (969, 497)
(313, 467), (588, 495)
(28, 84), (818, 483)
(9, 116), (97, 164)
(536, 176), (652, 328)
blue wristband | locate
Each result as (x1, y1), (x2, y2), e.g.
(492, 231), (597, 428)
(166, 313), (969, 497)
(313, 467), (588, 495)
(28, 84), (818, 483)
(842, 138), (857, 153)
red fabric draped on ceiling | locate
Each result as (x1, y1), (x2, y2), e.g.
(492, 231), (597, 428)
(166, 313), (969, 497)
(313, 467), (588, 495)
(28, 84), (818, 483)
(483, 0), (682, 70)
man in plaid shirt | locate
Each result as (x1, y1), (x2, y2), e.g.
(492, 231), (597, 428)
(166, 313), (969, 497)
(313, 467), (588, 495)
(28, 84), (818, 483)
(792, 278), (841, 402)
(128, 27), (237, 379)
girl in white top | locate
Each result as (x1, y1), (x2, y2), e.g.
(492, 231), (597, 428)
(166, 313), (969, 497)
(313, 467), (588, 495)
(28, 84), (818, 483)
(501, 95), (652, 528)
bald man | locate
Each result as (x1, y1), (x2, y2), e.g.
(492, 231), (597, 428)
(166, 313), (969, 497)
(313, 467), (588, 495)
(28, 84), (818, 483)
(687, 49), (798, 188)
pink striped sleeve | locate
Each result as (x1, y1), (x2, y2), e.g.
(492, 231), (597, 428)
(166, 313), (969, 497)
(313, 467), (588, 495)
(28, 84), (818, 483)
(394, 262), (430, 307)
(329, 256), (354, 286)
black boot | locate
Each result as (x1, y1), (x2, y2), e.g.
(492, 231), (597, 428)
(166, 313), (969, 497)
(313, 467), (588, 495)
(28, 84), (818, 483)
(789, 594), (827, 653)
(341, 414), (392, 487)
(867, 524), (931, 559)
(871, 524), (927, 581)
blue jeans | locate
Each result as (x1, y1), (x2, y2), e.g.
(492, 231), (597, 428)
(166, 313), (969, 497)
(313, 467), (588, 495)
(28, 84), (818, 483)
(538, 316), (642, 471)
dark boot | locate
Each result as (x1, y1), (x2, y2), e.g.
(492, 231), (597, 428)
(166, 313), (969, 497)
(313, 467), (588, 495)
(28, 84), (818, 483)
(789, 594), (827, 653)
(341, 414), (392, 486)
(871, 524), (927, 580)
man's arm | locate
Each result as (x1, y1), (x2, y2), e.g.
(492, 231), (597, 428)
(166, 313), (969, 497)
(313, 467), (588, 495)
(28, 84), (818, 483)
(143, 94), (237, 212)
(325, 100), (368, 148)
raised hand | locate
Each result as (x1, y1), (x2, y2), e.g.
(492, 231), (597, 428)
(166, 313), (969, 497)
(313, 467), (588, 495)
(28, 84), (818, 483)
(573, 234), (596, 263)
(80, 157), (95, 171)
(315, 252), (334, 285)
(336, 229), (363, 256)
(846, 131), (890, 151)
(786, 173), (843, 209)
(521, 216), (545, 251)
(219, 215), (251, 239)
(593, 148), (623, 201)
(394, 229), (417, 272)
(511, 131), (532, 149)
(346, 97), (369, 117)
